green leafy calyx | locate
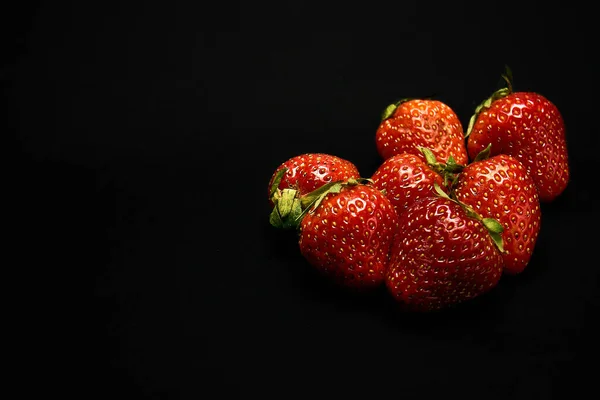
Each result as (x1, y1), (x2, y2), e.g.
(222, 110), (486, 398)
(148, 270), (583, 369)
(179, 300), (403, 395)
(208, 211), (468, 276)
(465, 65), (514, 139)
(269, 176), (372, 230)
(419, 147), (464, 190)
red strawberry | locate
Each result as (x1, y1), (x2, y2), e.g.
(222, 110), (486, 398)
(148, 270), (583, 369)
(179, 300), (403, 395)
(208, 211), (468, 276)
(375, 99), (468, 165)
(465, 69), (569, 202)
(297, 179), (398, 290)
(386, 195), (504, 312)
(453, 152), (541, 275)
(268, 153), (360, 202)
(370, 152), (448, 216)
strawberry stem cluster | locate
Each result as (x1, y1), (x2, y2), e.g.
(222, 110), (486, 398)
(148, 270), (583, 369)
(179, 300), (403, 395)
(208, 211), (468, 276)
(269, 169), (373, 230)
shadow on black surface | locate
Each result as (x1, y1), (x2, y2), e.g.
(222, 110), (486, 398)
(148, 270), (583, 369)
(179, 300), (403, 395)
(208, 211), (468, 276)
(261, 211), (518, 332)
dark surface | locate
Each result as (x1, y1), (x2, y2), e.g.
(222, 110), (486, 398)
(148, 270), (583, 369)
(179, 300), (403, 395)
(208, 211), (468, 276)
(5, 1), (599, 399)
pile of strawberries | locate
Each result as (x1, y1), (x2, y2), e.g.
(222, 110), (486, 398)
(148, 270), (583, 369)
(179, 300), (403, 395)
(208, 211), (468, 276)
(267, 69), (570, 312)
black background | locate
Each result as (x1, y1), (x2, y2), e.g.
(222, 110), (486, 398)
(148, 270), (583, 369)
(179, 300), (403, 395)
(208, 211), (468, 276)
(4, 1), (598, 399)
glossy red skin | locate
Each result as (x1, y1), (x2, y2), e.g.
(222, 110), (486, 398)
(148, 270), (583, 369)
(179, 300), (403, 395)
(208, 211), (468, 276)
(386, 197), (503, 312)
(375, 99), (468, 165)
(299, 184), (398, 290)
(466, 92), (569, 202)
(370, 153), (447, 216)
(268, 153), (360, 201)
(454, 154), (541, 275)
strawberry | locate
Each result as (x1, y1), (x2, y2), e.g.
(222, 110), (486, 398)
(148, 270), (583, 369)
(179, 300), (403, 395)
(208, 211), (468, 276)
(386, 195), (504, 312)
(277, 178), (398, 290)
(465, 68), (570, 202)
(268, 153), (360, 202)
(453, 151), (541, 275)
(375, 99), (468, 165)
(370, 152), (448, 216)
(299, 181), (398, 289)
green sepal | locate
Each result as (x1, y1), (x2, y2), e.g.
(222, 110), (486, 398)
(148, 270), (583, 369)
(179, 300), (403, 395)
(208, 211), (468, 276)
(448, 173), (460, 190)
(282, 180), (346, 229)
(444, 156), (464, 174)
(481, 217), (505, 253)
(269, 167), (287, 201)
(269, 176), (375, 231)
(300, 177), (371, 212)
(296, 177), (373, 225)
(380, 98), (413, 121)
(419, 147), (438, 165)
(465, 66), (514, 139)
(277, 189), (299, 219)
(482, 217), (504, 234)
(269, 206), (283, 227)
(301, 182), (344, 215)
(300, 181), (342, 210)
(421, 147), (464, 190)
(488, 230), (505, 253)
(461, 203), (481, 221)
(433, 182), (450, 200)
(502, 65), (513, 91)
(269, 198), (303, 229)
(269, 188), (303, 230)
(473, 143), (492, 163)
(381, 103), (398, 121)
